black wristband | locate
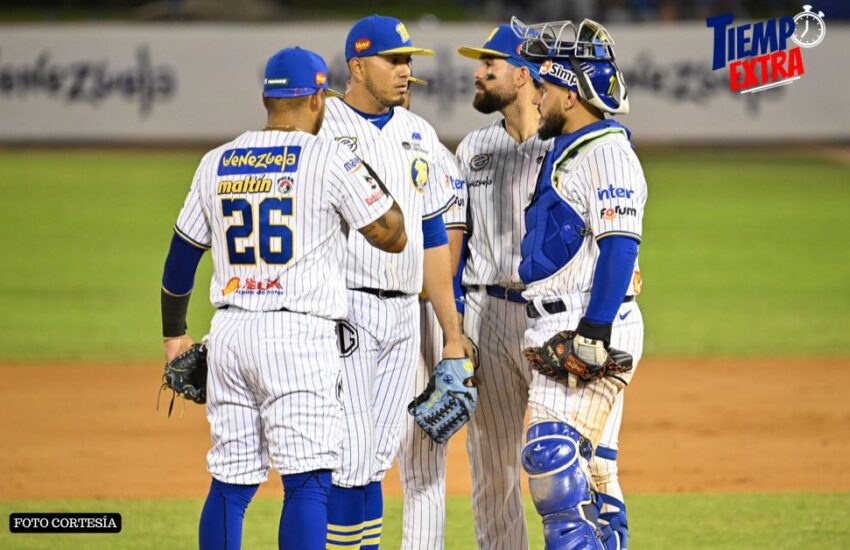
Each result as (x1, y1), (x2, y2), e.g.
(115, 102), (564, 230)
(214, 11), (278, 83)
(576, 317), (612, 347)
(162, 289), (191, 338)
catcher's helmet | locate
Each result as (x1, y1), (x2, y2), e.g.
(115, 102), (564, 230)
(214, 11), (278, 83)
(511, 17), (629, 115)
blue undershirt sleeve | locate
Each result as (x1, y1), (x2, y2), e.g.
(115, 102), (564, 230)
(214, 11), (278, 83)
(162, 232), (205, 295)
(453, 233), (469, 314)
(422, 214), (449, 249)
(583, 235), (639, 326)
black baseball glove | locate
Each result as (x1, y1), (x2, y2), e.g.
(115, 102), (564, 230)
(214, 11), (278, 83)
(158, 343), (208, 417)
(524, 331), (633, 382)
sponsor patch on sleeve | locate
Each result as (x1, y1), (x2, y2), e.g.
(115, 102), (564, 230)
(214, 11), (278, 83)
(344, 157), (363, 173)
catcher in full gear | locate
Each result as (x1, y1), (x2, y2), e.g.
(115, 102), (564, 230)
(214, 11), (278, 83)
(511, 17), (647, 550)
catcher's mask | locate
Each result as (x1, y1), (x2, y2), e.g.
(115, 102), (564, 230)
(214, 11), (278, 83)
(510, 17), (629, 115)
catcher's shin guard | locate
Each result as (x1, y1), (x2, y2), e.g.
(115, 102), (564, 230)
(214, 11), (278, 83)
(594, 492), (628, 550)
(522, 422), (604, 550)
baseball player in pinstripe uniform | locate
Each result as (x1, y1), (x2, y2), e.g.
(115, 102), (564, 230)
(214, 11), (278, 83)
(318, 15), (474, 550)
(513, 18), (645, 550)
(159, 48), (407, 550)
(453, 24), (551, 550)
(397, 23), (548, 550)
(396, 77), (469, 550)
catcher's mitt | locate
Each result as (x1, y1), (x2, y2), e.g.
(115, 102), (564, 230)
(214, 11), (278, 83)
(158, 343), (208, 417)
(524, 331), (633, 382)
(408, 358), (477, 444)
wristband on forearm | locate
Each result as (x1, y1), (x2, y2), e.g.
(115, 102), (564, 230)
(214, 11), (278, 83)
(576, 317), (612, 347)
(162, 288), (191, 338)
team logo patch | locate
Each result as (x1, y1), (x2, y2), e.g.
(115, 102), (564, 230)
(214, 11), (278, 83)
(410, 157), (429, 192)
(355, 38), (372, 53)
(218, 146), (301, 175)
(336, 321), (359, 357)
(468, 153), (492, 171)
(277, 175), (295, 193)
(395, 23), (411, 42)
(315, 72), (327, 86)
(335, 136), (358, 152)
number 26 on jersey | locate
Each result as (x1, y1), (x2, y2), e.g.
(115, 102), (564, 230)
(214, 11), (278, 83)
(221, 197), (294, 265)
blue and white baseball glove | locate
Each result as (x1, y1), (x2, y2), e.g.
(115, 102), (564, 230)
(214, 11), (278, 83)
(408, 357), (478, 444)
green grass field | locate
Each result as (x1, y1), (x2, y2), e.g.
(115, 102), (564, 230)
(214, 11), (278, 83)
(1, 149), (849, 548)
(3, 494), (850, 549)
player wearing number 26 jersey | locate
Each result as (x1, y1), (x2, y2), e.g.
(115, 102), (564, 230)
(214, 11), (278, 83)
(159, 47), (405, 550)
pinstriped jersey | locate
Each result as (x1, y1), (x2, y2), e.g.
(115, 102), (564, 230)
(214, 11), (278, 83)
(524, 128), (646, 301)
(457, 120), (552, 287)
(439, 143), (467, 230)
(319, 98), (455, 294)
(173, 130), (393, 318)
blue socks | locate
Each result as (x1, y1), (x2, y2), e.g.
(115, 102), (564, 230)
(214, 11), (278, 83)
(326, 484), (366, 549)
(361, 481), (383, 549)
(199, 471), (333, 550)
(279, 470), (332, 550)
(199, 478), (259, 550)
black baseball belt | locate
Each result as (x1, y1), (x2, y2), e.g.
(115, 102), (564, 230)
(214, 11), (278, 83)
(526, 295), (635, 319)
(351, 287), (410, 299)
(480, 285), (527, 304)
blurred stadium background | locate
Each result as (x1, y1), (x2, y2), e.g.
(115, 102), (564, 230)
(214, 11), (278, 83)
(1, 1), (849, 548)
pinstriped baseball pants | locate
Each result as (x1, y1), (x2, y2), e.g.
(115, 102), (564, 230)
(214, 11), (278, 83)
(205, 308), (343, 485)
(334, 291), (420, 488)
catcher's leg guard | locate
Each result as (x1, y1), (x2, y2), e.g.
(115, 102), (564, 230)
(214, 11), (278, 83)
(594, 492), (628, 550)
(522, 422), (603, 550)
(591, 445), (628, 550)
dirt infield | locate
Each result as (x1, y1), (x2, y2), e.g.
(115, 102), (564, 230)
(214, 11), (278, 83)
(1, 358), (848, 500)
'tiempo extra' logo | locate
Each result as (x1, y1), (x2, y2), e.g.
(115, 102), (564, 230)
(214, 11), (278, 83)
(706, 4), (826, 94)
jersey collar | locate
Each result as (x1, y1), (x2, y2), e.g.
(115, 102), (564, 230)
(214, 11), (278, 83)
(343, 101), (396, 130)
(551, 119), (631, 160)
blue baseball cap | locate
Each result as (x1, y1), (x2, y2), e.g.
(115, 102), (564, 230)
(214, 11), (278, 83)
(345, 14), (435, 61)
(458, 24), (540, 80)
(263, 47), (343, 99)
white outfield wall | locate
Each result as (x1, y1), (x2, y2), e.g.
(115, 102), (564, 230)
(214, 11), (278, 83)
(0, 22), (847, 143)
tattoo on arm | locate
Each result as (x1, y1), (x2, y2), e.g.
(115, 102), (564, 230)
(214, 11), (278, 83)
(383, 202), (406, 248)
(360, 201), (406, 251)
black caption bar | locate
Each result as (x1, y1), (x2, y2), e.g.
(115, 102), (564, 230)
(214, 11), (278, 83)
(9, 513), (121, 534)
